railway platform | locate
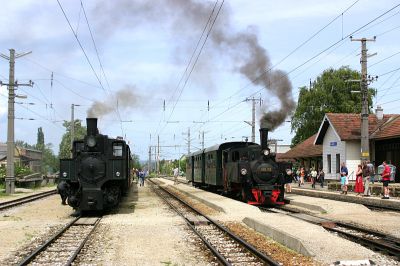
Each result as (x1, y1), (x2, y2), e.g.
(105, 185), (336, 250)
(289, 182), (400, 211)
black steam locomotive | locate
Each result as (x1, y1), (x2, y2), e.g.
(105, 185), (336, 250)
(59, 118), (132, 211)
(186, 128), (287, 205)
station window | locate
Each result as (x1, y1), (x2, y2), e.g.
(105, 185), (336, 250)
(327, 154), (332, 174)
(336, 154), (340, 173)
(113, 142), (123, 157)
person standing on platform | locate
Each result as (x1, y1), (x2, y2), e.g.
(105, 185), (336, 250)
(363, 161), (372, 197)
(381, 161), (391, 199)
(354, 164), (364, 196)
(318, 168), (325, 188)
(139, 169), (145, 187)
(285, 169), (293, 193)
(173, 167), (179, 185)
(340, 162), (349, 194)
(368, 160), (375, 184)
(311, 168), (317, 189)
(299, 167), (305, 187)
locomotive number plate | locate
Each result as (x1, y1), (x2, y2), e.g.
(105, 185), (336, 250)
(260, 167), (272, 172)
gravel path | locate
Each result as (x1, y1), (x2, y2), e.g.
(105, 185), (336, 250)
(81, 182), (214, 265)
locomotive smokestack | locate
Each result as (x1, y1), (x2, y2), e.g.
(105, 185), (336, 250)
(86, 118), (98, 136)
(259, 128), (269, 151)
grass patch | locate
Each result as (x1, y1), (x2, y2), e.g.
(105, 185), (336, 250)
(160, 261), (178, 266)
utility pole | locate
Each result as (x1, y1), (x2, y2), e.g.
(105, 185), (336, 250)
(148, 146), (151, 174)
(157, 135), (160, 175)
(0, 49), (33, 194)
(70, 104), (80, 157)
(182, 127), (191, 155)
(201, 131), (205, 149)
(244, 97), (261, 143)
(350, 36), (377, 161)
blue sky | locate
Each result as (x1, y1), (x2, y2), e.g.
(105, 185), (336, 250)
(1, 0), (399, 161)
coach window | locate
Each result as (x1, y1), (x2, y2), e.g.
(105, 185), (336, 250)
(232, 151), (240, 162)
(113, 142), (123, 157)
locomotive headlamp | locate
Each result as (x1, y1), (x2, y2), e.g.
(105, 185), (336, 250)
(240, 168), (247, 175)
(116, 171), (121, 177)
(87, 136), (96, 148)
(63, 172), (67, 177)
(263, 149), (270, 156)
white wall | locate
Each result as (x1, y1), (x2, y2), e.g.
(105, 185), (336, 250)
(322, 126), (344, 180)
(345, 140), (361, 181)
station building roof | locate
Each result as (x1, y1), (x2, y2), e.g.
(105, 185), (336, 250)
(280, 134), (322, 159)
(315, 113), (399, 144)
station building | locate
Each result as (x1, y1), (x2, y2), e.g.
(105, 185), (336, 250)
(0, 143), (42, 173)
(281, 107), (400, 182)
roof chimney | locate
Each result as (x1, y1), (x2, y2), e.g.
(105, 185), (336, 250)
(376, 105), (383, 120)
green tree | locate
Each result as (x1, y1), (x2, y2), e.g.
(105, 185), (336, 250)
(15, 140), (36, 150)
(42, 143), (59, 174)
(291, 66), (375, 146)
(131, 154), (141, 170)
(36, 127), (45, 151)
(59, 120), (86, 159)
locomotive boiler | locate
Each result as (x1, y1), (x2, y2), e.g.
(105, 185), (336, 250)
(186, 127), (286, 205)
(59, 118), (132, 211)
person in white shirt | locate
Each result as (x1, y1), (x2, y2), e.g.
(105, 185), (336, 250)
(173, 167), (179, 184)
(311, 168), (318, 188)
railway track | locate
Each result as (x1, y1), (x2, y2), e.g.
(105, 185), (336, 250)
(149, 179), (280, 266)
(261, 206), (400, 260)
(17, 216), (101, 266)
(0, 189), (57, 211)
(19, 217), (101, 266)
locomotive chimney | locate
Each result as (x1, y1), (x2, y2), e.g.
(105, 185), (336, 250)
(259, 128), (269, 151)
(86, 118), (98, 136)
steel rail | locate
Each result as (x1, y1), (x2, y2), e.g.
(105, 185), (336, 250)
(66, 217), (102, 265)
(0, 189), (57, 211)
(323, 222), (400, 259)
(149, 179), (280, 266)
(18, 216), (81, 266)
(151, 184), (230, 265)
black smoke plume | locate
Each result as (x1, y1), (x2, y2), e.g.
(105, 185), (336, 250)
(93, 0), (295, 130)
(87, 85), (141, 118)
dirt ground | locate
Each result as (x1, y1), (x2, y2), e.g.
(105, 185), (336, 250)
(0, 194), (73, 261)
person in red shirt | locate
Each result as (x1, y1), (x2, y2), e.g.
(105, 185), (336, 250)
(381, 161), (391, 199)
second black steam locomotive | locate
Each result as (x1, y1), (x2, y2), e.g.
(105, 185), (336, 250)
(186, 128), (288, 205)
(59, 118), (132, 211)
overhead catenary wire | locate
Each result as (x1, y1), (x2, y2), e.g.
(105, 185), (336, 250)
(154, 0), (224, 138)
(185, 3), (400, 152)
(56, 0), (124, 135)
(200, 0), (362, 114)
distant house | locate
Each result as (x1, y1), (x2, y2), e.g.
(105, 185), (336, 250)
(281, 108), (400, 182)
(0, 143), (42, 173)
